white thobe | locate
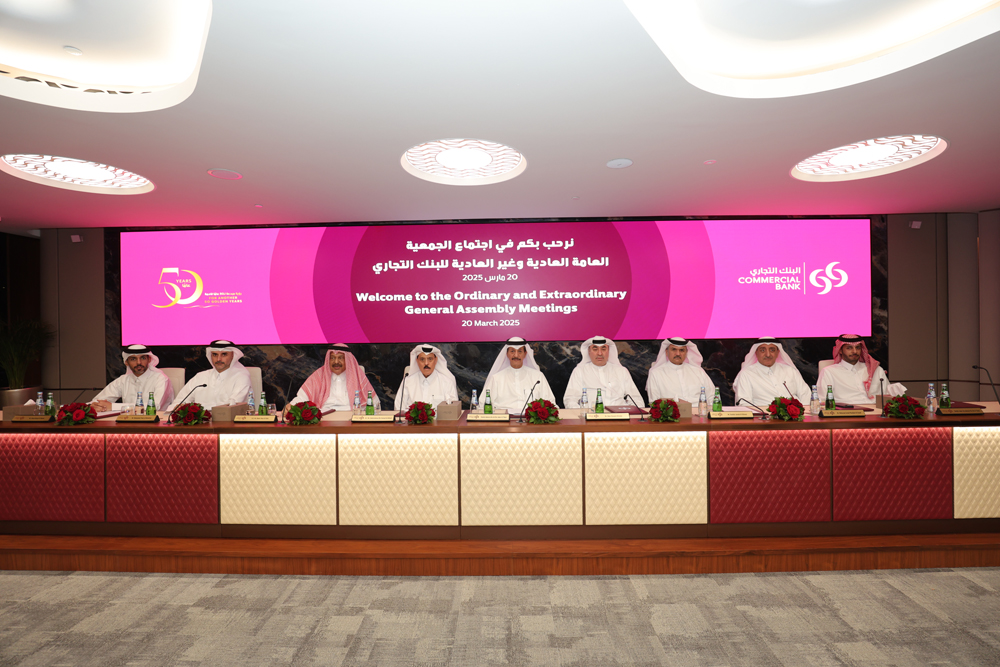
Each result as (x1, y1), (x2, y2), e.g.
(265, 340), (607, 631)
(817, 359), (903, 404)
(563, 364), (644, 408)
(394, 372), (458, 410)
(482, 366), (557, 413)
(168, 365), (251, 411)
(290, 372), (355, 412)
(647, 363), (715, 405)
(94, 369), (173, 410)
(733, 363), (811, 408)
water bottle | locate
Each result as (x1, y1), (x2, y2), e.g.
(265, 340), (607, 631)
(146, 391), (156, 416)
(135, 391), (144, 416)
(926, 383), (937, 414)
(247, 392), (256, 415)
(353, 390), (361, 414)
(712, 388), (722, 412)
(595, 389), (604, 413)
(825, 385), (836, 410)
(810, 385), (820, 415)
(580, 388), (589, 410)
(258, 391), (268, 415)
(46, 392), (55, 416)
(36, 391), (44, 416)
(483, 390), (493, 414)
(698, 387), (708, 417)
(470, 389), (479, 410)
(939, 383), (950, 409)
(365, 391), (375, 415)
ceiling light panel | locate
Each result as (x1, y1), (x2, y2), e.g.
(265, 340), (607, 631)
(791, 135), (946, 182)
(401, 139), (526, 186)
(625, 0), (1000, 98)
(0, 154), (154, 194)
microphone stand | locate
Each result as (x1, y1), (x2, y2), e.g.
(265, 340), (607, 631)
(164, 384), (207, 425)
(973, 365), (1000, 406)
(624, 394), (646, 421)
(519, 380), (540, 423)
(396, 372), (409, 424)
(737, 397), (770, 420)
(879, 377), (886, 417)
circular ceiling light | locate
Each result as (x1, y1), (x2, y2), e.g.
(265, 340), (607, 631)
(207, 168), (243, 180)
(791, 135), (947, 182)
(0, 154), (154, 194)
(401, 138), (526, 186)
(606, 158), (633, 169)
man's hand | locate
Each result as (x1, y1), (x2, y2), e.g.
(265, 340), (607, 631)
(91, 399), (113, 412)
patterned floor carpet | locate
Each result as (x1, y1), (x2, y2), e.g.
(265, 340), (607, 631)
(1, 569), (999, 666)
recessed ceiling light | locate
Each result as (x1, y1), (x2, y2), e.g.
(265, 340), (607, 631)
(63, 46), (83, 57)
(625, 0), (1000, 98)
(0, 154), (154, 194)
(606, 158), (633, 169)
(401, 139), (526, 186)
(254, 204), (263, 208)
(791, 135), (947, 182)
(703, 159), (716, 165)
(208, 169), (243, 180)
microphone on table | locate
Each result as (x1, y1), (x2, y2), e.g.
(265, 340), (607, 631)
(880, 377), (886, 416)
(396, 372), (409, 424)
(519, 380), (540, 423)
(624, 394), (646, 421)
(782, 381), (795, 402)
(737, 397), (770, 420)
(165, 384), (207, 425)
(973, 365), (1000, 406)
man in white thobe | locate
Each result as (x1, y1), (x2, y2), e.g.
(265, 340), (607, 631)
(394, 344), (459, 410)
(817, 334), (906, 404)
(290, 344), (379, 413)
(91, 344), (174, 411)
(167, 340), (252, 411)
(482, 337), (557, 413)
(733, 337), (811, 409)
(646, 337), (716, 405)
(563, 336), (643, 408)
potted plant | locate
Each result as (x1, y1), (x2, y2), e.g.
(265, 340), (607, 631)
(0, 320), (55, 406)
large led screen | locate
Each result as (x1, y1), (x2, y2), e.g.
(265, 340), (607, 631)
(120, 219), (872, 344)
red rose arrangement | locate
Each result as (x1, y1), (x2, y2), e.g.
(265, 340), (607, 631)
(768, 397), (805, 421)
(285, 401), (321, 426)
(170, 402), (211, 425)
(882, 394), (926, 419)
(648, 398), (680, 423)
(525, 399), (559, 425)
(405, 401), (435, 425)
(55, 402), (97, 426)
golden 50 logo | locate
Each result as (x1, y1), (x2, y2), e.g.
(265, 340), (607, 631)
(154, 268), (204, 308)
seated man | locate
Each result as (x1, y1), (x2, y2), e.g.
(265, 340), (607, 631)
(167, 340), (251, 411)
(733, 337), (811, 409)
(482, 337), (557, 413)
(290, 343), (380, 412)
(646, 337), (716, 405)
(394, 344), (458, 410)
(91, 344), (174, 411)
(563, 335), (644, 408)
(817, 334), (906, 404)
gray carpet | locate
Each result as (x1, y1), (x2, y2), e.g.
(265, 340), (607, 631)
(2, 569), (1000, 666)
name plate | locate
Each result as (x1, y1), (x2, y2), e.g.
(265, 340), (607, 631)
(709, 410), (755, 419)
(116, 414), (160, 423)
(234, 414), (278, 423)
(467, 411), (511, 422)
(351, 414), (396, 423)
(585, 412), (631, 420)
(937, 407), (985, 416)
(12, 415), (54, 423)
(819, 409), (867, 418)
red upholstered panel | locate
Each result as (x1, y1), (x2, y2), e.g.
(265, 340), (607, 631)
(0, 433), (105, 522)
(832, 427), (952, 521)
(709, 430), (831, 524)
(106, 433), (218, 524)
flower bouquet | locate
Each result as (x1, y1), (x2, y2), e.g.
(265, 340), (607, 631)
(405, 401), (435, 425)
(768, 397), (804, 421)
(882, 394), (926, 419)
(648, 398), (680, 423)
(524, 399), (559, 425)
(55, 402), (97, 426)
(285, 401), (321, 426)
(170, 402), (211, 425)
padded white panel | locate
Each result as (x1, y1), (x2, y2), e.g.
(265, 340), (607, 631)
(954, 427), (1000, 518)
(339, 433), (458, 526)
(585, 431), (708, 525)
(220, 434), (337, 525)
(461, 432), (582, 526)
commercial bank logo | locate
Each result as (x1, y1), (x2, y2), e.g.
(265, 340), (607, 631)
(154, 268), (204, 308)
(809, 262), (848, 295)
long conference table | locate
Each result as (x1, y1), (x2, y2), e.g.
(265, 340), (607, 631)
(2, 407), (1000, 541)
